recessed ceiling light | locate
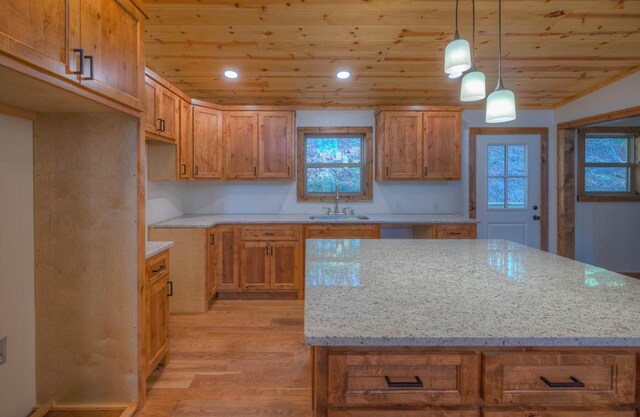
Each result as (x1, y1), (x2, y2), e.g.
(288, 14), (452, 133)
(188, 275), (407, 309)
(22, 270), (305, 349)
(224, 69), (239, 79)
(448, 72), (463, 79)
(336, 70), (351, 80)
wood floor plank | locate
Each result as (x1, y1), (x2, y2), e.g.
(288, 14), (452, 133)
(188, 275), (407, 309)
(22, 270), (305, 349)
(138, 300), (311, 416)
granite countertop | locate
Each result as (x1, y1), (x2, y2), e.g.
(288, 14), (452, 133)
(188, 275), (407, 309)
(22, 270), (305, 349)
(146, 241), (174, 259)
(149, 213), (478, 229)
(304, 239), (640, 347)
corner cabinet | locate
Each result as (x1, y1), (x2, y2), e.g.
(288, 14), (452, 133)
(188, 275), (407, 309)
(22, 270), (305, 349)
(376, 110), (461, 181)
(144, 72), (181, 142)
(224, 111), (260, 179)
(0, 0), (145, 110)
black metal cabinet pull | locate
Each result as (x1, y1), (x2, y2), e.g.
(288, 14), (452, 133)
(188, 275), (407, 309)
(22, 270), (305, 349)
(151, 264), (166, 273)
(384, 376), (423, 388)
(181, 164), (187, 175)
(167, 281), (173, 297)
(82, 55), (94, 80)
(72, 48), (84, 75)
(424, 166), (428, 176)
(540, 376), (585, 388)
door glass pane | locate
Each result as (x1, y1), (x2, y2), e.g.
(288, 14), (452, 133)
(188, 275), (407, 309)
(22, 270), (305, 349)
(488, 145), (505, 176)
(507, 177), (527, 208)
(585, 137), (629, 163)
(306, 167), (362, 193)
(585, 167), (630, 192)
(488, 177), (506, 208)
(507, 145), (526, 176)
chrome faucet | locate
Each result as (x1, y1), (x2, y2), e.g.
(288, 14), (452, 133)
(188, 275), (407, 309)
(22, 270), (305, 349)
(333, 184), (340, 214)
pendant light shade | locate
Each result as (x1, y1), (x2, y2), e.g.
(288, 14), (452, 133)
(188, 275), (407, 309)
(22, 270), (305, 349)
(460, 70), (486, 101)
(485, 0), (517, 123)
(486, 87), (516, 123)
(444, 0), (471, 75)
(444, 38), (472, 75)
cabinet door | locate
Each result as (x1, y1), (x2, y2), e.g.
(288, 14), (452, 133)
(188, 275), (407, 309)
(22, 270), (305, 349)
(0, 0), (77, 81)
(178, 100), (193, 179)
(217, 226), (239, 290)
(206, 228), (217, 300)
(423, 111), (461, 180)
(146, 275), (169, 375)
(144, 77), (161, 134)
(158, 87), (180, 142)
(382, 112), (423, 179)
(258, 111), (294, 179)
(78, 0), (144, 109)
(270, 241), (300, 290)
(224, 111), (259, 179)
(193, 106), (224, 179)
(239, 241), (269, 290)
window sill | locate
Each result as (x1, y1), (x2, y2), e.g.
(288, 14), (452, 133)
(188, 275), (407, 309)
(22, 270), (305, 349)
(298, 194), (373, 203)
(577, 194), (640, 202)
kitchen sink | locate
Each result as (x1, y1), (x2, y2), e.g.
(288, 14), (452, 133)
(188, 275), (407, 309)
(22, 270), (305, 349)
(309, 215), (370, 220)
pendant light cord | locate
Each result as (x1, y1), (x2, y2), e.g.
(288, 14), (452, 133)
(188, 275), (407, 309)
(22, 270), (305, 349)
(497, 0), (503, 89)
(454, 0), (460, 38)
(471, 0), (476, 68)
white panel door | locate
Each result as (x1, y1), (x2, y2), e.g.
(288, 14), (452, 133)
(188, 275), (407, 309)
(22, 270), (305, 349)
(477, 135), (541, 248)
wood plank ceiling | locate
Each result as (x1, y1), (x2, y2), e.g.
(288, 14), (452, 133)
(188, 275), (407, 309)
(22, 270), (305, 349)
(144, 0), (640, 109)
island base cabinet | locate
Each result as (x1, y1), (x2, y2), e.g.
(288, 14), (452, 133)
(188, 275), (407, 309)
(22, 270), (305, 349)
(482, 408), (636, 417)
(328, 409), (478, 417)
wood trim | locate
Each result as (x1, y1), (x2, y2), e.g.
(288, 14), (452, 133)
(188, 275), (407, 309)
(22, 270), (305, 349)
(0, 103), (37, 121)
(557, 106), (640, 130)
(557, 128), (576, 259)
(145, 67), (191, 103)
(29, 402), (54, 417)
(119, 401), (138, 417)
(296, 127), (373, 202)
(468, 128), (549, 251)
(137, 112), (147, 407)
(622, 272), (640, 279)
(375, 105), (463, 113)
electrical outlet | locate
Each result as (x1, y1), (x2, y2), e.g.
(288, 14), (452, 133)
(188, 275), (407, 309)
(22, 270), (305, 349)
(218, 202), (224, 213)
(0, 336), (6, 365)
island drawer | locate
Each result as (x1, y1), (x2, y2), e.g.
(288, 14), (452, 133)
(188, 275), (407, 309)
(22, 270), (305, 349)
(240, 225), (300, 241)
(146, 251), (169, 284)
(328, 352), (479, 406)
(305, 224), (380, 239)
(482, 407), (636, 417)
(482, 352), (636, 405)
(329, 409), (478, 417)
(434, 224), (477, 239)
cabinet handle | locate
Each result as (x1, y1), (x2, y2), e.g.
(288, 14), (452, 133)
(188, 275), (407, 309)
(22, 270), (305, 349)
(210, 233), (215, 245)
(386, 167), (389, 177)
(156, 118), (163, 132)
(384, 376), (423, 388)
(540, 376), (585, 388)
(253, 166), (257, 176)
(287, 166), (290, 176)
(161, 119), (166, 132)
(195, 165), (199, 176)
(449, 232), (463, 235)
(82, 55), (94, 80)
(72, 48), (84, 75)
(151, 264), (166, 273)
(167, 281), (173, 297)
(181, 164), (187, 175)
(424, 166), (428, 176)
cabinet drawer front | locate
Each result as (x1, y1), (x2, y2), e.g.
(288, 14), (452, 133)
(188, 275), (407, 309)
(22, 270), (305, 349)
(482, 408), (636, 417)
(329, 352), (479, 406)
(330, 409), (478, 417)
(305, 224), (380, 239)
(435, 225), (476, 239)
(240, 225), (300, 241)
(482, 352), (636, 405)
(146, 252), (169, 284)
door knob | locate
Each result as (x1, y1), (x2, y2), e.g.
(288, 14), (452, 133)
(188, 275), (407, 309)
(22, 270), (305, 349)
(533, 215), (541, 220)
(533, 205), (538, 210)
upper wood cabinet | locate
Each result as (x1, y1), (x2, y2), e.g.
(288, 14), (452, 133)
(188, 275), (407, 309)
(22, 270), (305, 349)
(145, 73), (180, 142)
(0, 0), (145, 110)
(258, 111), (295, 179)
(193, 106), (223, 179)
(376, 110), (461, 181)
(178, 100), (193, 179)
(224, 111), (259, 179)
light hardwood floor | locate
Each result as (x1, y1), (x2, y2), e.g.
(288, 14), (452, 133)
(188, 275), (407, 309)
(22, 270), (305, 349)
(136, 300), (311, 416)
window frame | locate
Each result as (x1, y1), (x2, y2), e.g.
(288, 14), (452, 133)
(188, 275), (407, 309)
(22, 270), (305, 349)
(296, 126), (373, 202)
(577, 127), (640, 202)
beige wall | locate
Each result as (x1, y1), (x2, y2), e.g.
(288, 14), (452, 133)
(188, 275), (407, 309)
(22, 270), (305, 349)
(0, 114), (35, 417)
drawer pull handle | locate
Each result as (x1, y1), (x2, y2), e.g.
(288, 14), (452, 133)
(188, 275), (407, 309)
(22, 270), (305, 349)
(384, 376), (423, 388)
(152, 264), (166, 273)
(167, 281), (173, 297)
(449, 232), (463, 235)
(264, 232), (276, 236)
(540, 376), (585, 388)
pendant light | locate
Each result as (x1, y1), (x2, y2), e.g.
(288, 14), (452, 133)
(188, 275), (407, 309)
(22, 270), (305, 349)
(486, 0), (516, 123)
(444, 0), (472, 76)
(460, 0), (486, 101)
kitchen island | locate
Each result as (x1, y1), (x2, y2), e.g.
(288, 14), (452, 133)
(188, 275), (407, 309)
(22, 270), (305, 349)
(305, 239), (640, 417)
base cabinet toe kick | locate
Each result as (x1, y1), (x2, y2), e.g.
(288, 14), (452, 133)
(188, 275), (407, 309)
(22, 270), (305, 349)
(311, 347), (640, 417)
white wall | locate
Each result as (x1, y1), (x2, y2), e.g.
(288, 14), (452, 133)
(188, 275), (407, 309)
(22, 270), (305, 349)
(555, 71), (640, 272)
(0, 114), (35, 417)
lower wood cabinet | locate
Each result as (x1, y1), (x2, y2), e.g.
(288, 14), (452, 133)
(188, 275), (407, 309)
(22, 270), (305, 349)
(329, 410), (478, 417)
(143, 251), (171, 378)
(216, 225), (239, 291)
(482, 409), (636, 417)
(305, 224), (381, 239)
